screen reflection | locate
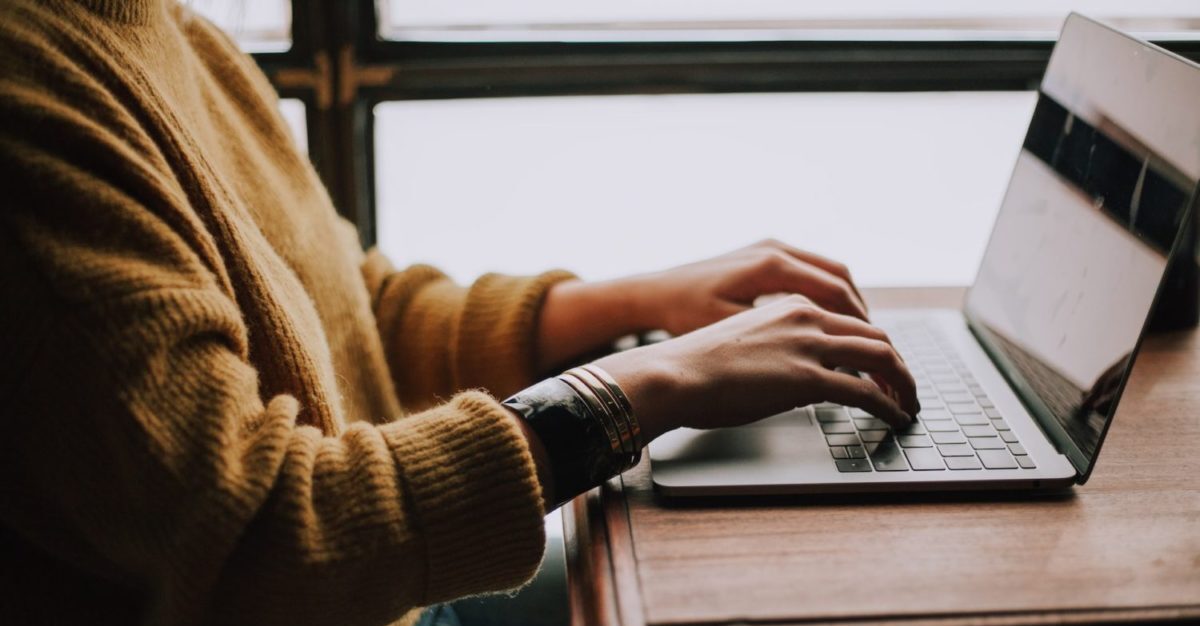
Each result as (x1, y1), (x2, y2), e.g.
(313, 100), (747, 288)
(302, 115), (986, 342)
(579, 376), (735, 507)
(967, 91), (1193, 462)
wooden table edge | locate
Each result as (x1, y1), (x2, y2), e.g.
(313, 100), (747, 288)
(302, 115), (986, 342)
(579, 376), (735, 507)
(563, 475), (645, 626)
(561, 485), (1200, 626)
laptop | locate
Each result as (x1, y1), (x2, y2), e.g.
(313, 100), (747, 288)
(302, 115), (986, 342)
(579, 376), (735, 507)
(649, 13), (1200, 496)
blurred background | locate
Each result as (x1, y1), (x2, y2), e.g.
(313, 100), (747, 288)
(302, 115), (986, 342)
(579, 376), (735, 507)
(192, 1), (1200, 286)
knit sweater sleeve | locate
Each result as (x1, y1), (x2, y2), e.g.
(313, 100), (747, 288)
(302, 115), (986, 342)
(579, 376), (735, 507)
(359, 246), (576, 409)
(0, 45), (545, 626)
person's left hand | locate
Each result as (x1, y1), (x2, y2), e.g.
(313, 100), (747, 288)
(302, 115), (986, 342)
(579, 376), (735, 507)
(537, 239), (870, 372)
(625, 239), (868, 336)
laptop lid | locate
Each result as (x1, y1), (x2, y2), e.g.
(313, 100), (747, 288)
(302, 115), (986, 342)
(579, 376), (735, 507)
(963, 13), (1200, 483)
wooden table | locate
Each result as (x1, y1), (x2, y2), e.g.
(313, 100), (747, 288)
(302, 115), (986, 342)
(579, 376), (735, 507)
(563, 287), (1200, 626)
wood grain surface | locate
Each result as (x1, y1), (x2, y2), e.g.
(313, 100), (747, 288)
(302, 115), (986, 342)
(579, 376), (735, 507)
(565, 287), (1200, 625)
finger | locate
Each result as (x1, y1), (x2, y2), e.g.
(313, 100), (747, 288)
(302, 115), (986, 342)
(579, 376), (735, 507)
(814, 310), (895, 347)
(763, 256), (868, 322)
(753, 292), (811, 308)
(814, 368), (912, 428)
(759, 239), (868, 312)
(818, 336), (920, 416)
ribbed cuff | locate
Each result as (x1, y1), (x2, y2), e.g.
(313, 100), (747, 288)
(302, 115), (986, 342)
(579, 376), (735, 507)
(381, 391), (546, 604)
(455, 270), (577, 398)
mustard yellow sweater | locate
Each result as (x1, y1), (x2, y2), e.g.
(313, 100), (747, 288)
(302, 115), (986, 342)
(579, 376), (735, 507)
(0, 1), (574, 624)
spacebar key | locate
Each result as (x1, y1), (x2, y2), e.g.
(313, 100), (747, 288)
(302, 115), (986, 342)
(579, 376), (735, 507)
(868, 440), (910, 471)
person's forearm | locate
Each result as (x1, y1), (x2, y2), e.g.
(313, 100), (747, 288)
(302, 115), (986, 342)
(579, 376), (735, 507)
(535, 278), (655, 373)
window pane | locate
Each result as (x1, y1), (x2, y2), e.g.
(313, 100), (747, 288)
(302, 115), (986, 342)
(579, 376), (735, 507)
(375, 92), (1036, 287)
(379, 1), (1199, 42)
(191, 0), (291, 52)
(277, 99), (307, 153)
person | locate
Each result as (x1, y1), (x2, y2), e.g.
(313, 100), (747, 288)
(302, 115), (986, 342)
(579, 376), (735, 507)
(0, 1), (919, 625)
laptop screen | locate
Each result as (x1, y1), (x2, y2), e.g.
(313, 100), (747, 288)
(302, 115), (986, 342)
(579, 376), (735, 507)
(963, 14), (1199, 481)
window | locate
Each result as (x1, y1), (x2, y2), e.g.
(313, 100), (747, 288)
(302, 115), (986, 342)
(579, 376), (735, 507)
(235, 1), (1200, 285)
(375, 92), (1035, 286)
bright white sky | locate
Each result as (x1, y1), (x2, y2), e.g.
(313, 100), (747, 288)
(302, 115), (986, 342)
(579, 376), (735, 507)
(375, 91), (1037, 287)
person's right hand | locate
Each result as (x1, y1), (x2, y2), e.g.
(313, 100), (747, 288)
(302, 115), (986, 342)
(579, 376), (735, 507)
(593, 295), (920, 443)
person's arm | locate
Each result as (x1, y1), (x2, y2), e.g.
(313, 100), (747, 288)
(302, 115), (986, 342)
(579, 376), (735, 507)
(358, 249), (576, 409)
(0, 280), (549, 626)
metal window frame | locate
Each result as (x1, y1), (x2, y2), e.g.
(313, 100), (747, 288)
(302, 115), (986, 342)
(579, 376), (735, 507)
(252, 0), (1200, 247)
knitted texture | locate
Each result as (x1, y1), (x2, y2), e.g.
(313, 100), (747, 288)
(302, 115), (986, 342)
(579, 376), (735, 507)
(0, 1), (574, 624)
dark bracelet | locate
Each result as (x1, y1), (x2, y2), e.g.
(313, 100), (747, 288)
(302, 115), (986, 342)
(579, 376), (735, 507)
(503, 377), (625, 508)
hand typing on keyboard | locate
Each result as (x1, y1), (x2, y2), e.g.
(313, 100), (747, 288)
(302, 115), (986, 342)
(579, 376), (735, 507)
(820, 320), (1037, 473)
(595, 293), (920, 443)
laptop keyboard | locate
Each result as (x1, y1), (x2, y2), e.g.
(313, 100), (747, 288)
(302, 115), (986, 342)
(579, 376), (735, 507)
(818, 320), (1036, 473)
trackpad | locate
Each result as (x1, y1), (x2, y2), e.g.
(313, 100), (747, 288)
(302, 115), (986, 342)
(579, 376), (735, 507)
(649, 407), (813, 464)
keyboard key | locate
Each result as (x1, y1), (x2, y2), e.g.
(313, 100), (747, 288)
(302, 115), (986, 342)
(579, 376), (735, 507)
(917, 390), (939, 401)
(835, 458), (873, 472)
(946, 456), (983, 470)
(931, 431), (967, 444)
(984, 408), (1002, 418)
(816, 407), (849, 422)
(854, 418), (889, 431)
(990, 418), (1011, 431)
(918, 409), (952, 421)
(895, 422), (927, 435)
(904, 448), (946, 470)
(978, 449), (1019, 469)
(924, 420), (961, 432)
(1015, 455), (1037, 469)
(978, 397), (995, 408)
(826, 434), (859, 446)
(999, 430), (1020, 443)
(968, 386), (987, 397)
(898, 435), (933, 448)
(954, 414), (989, 426)
(1008, 443), (1027, 456)
(962, 425), (995, 437)
(830, 446), (848, 459)
(948, 404), (983, 415)
(848, 408), (873, 419)
(868, 441), (910, 471)
(943, 392), (974, 404)
(937, 444), (975, 457)
(845, 445), (866, 459)
(859, 429), (888, 443)
(969, 437), (1007, 450)
(821, 422), (856, 435)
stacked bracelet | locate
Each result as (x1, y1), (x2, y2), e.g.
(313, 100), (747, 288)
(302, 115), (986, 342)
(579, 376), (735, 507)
(560, 365), (643, 471)
(501, 364), (642, 508)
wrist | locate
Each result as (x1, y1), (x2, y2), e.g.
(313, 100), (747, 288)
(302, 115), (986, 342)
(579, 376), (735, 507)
(593, 346), (680, 443)
(607, 272), (666, 333)
(537, 277), (660, 372)
(564, 275), (661, 334)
